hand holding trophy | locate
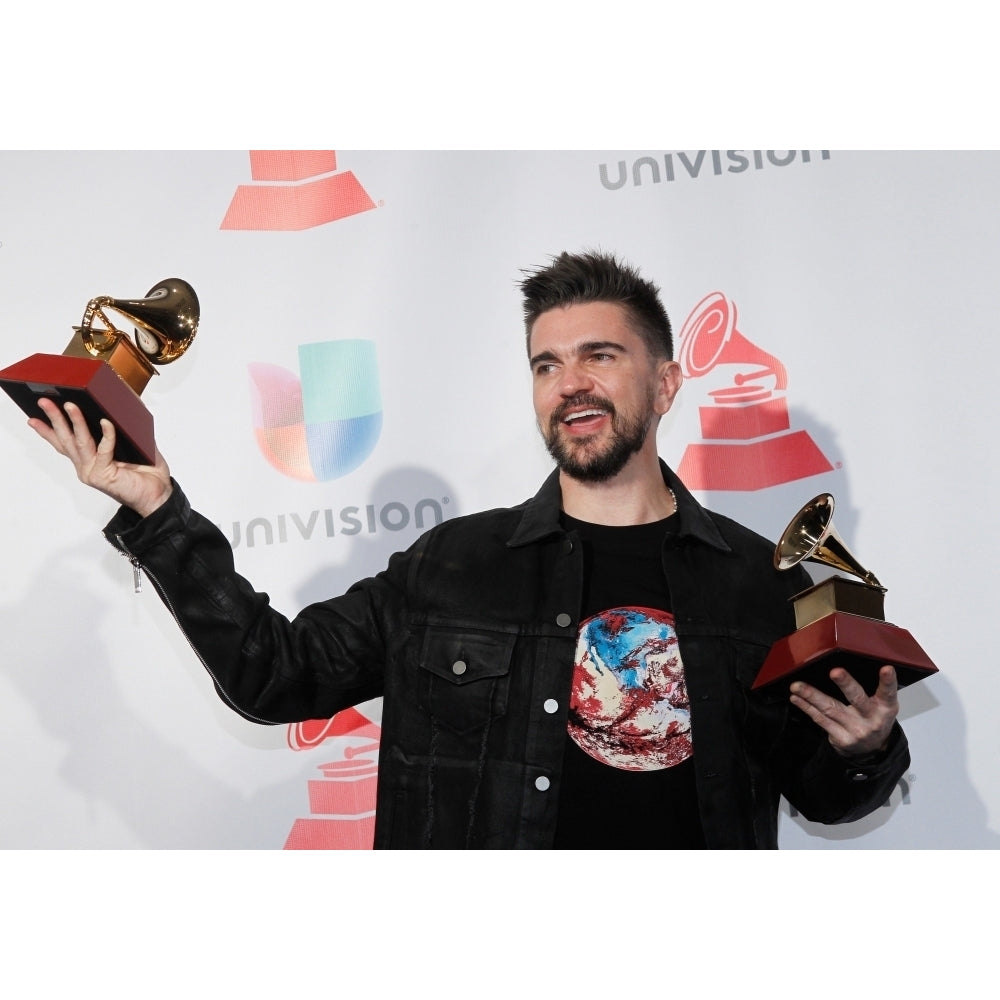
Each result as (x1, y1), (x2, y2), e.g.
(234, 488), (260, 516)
(754, 493), (939, 700)
(0, 278), (199, 465)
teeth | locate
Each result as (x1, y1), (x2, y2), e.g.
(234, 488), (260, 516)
(564, 409), (606, 423)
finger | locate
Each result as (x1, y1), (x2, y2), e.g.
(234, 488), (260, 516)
(789, 675), (869, 731)
(27, 410), (61, 447)
(789, 676), (850, 712)
(30, 398), (76, 454)
(828, 667), (868, 709)
(63, 402), (98, 451)
(788, 686), (852, 743)
(34, 396), (69, 433)
(46, 399), (90, 450)
(874, 664), (899, 705)
(54, 404), (101, 476)
(788, 680), (844, 721)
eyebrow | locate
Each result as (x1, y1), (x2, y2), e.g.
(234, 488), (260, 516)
(529, 340), (628, 368)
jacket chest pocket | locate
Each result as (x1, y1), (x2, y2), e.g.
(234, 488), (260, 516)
(417, 627), (515, 735)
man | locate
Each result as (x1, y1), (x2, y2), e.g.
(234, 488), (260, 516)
(30, 251), (909, 848)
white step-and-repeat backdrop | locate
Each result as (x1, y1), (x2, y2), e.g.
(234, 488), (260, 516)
(0, 150), (994, 849)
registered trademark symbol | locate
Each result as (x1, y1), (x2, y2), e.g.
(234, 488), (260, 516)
(835, 462), (843, 469)
(442, 496), (450, 504)
(378, 199), (385, 208)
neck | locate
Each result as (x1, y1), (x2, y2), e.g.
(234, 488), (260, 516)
(559, 448), (676, 526)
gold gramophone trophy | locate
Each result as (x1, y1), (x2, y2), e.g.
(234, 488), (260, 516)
(0, 279), (199, 465)
(753, 493), (938, 699)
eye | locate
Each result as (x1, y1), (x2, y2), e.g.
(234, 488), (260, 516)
(533, 362), (558, 376)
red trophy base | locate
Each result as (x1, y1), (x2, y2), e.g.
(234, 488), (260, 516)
(754, 611), (939, 700)
(0, 353), (155, 465)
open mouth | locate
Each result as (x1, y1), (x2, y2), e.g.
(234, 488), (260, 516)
(553, 396), (615, 435)
(563, 407), (608, 427)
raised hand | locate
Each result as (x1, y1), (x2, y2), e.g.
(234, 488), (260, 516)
(28, 398), (173, 518)
(789, 664), (900, 758)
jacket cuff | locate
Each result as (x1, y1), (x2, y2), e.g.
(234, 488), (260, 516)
(831, 721), (910, 783)
(102, 479), (192, 555)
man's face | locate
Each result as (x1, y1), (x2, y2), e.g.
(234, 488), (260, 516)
(528, 301), (679, 483)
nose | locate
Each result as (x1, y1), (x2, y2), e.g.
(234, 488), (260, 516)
(558, 360), (594, 398)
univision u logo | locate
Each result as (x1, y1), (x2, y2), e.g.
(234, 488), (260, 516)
(249, 340), (382, 481)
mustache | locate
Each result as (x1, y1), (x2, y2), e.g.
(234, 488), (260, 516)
(550, 393), (617, 427)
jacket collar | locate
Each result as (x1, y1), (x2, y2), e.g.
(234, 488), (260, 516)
(506, 459), (732, 553)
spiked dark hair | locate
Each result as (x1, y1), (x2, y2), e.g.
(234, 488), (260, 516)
(519, 250), (673, 360)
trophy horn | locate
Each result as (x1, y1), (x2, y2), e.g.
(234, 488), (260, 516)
(774, 493), (883, 590)
(78, 278), (200, 366)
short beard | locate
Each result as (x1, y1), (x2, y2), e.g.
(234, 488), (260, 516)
(542, 392), (653, 483)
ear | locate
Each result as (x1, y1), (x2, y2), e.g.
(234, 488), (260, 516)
(654, 360), (683, 415)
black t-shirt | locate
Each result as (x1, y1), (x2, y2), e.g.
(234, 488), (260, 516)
(552, 513), (707, 849)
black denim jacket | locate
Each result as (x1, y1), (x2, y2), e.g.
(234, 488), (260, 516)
(105, 462), (909, 849)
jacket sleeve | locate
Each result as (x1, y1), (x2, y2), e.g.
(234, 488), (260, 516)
(774, 709), (910, 825)
(103, 481), (400, 725)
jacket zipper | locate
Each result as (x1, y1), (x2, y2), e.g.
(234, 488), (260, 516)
(114, 536), (278, 726)
(126, 553), (143, 593)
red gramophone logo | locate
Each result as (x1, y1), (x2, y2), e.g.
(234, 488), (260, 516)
(676, 292), (832, 491)
(283, 708), (381, 850)
(220, 150), (377, 231)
